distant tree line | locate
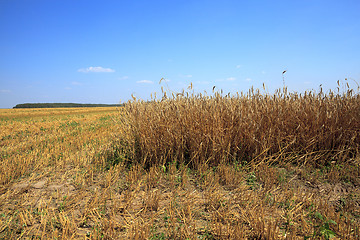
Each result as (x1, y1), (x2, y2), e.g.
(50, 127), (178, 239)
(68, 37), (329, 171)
(13, 103), (123, 108)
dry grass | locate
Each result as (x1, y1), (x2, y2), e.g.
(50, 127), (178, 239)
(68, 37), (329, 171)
(118, 83), (359, 169)
(1, 83), (359, 239)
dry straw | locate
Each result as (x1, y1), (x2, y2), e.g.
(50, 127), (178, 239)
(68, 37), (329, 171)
(116, 80), (360, 169)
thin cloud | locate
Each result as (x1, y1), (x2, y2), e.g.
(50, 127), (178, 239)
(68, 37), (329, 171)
(71, 81), (82, 86)
(180, 74), (192, 78)
(236, 65), (242, 69)
(245, 78), (252, 82)
(78, 66), (115, 73)
(0, 89), (11, 93)
(195, 81), (210, 85)
(137, 80), (153, 84)
(119, 76), (129, 80)
(160, 78), (171, 83)
(227, 77), (236, 81)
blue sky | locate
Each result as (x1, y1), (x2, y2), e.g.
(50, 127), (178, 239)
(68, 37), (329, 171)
(1, 0), (359, 108)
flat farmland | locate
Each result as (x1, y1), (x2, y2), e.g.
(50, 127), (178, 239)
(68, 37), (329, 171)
(0, 87), (359, 239)
(0, 107), (121, 185)
(0, 107), (123, 238)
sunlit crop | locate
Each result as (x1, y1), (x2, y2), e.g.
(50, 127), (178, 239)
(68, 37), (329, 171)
(118, 83), (359, 169)
(1, 82), (359, 239)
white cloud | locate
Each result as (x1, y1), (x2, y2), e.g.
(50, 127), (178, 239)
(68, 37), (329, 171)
(245, 78), (252, 82)
(216, 77), (237, 82)
(119, 76), (129, 80)
(71, 81), (82, 86)
(304, 81), (311, 85)
(195, 81), (210, 85)
(0, 89), (11, 93)
(236, 65), (242, 69)
(137, 80), (153, 84)
(65, 87), (72, 90)
(180, 74), (192, 78)
(78, 66), (115, 73)
(261, 71), (266, 75)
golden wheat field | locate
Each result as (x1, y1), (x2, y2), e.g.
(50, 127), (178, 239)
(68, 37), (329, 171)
(1, 86), (360, 239)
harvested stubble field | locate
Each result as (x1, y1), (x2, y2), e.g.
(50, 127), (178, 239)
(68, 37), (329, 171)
(0, 86), (360, 239)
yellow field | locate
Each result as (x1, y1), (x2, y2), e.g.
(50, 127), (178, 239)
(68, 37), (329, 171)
(0, 107), (120, 185)
(0, 87), (359, 239)
(0, 107), (124, 238)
